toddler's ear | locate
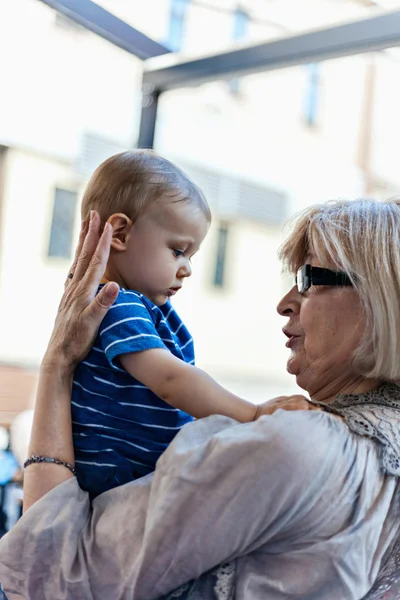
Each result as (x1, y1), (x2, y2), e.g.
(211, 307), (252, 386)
(107, 213), (132, 251)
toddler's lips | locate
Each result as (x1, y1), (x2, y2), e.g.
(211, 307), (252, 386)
(167, 287), (181, 296)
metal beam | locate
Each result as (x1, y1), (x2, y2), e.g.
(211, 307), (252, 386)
(39, 0), (171, 60)
(138, 88), (160, 148)
(143, 10), (400, 90)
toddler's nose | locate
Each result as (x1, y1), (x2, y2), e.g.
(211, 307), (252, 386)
(178, 261), (192, 279)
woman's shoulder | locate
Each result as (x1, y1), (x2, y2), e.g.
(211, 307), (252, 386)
(159, 409), (359, 491)
(265, 408), (348, 449)
(261, 408), (354, 471)
(250, 409), (355, 472)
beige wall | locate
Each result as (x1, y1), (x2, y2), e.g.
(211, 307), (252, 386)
(0, 0), (142, 158)
(0, 366), (37, 427)
(0, 148), (80, 365)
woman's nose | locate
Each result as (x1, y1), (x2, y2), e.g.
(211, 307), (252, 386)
(277, 285), (299, 316)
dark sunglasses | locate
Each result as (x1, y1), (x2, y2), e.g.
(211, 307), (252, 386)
(295, 264), (353, 294)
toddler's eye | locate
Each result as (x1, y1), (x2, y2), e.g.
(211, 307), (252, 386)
(173, 249), (184, 258)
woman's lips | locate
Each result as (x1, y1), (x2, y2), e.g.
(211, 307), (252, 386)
(283, 329), (301, 349)
(285, 336), (300, 349)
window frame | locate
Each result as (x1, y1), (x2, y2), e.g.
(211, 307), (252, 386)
(47, 187), (78, 260)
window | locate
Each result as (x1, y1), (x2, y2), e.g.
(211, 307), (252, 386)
(304, 63), (320, 127)
(167, 0), (191, 52)
(213, 224), (229, 288)
(229, 8), (249, 94)
(233, 7), (249, 40)
(48, 188), (78, 259)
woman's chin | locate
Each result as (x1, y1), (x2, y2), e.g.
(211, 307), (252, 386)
(286, 358), (308, 390)
(286, 356), (300, 376)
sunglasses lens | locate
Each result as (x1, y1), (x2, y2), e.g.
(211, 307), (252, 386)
(297, 268), (304, 293)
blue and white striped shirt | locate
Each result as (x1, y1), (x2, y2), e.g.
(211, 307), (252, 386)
(72, 288), (195, 497)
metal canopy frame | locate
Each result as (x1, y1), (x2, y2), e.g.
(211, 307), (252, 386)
(143, 10), (400, 90)
(39, 0), (171, 59)
(39, 1), (400, 147)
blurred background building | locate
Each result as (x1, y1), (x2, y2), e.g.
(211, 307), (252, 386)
(1, 0), (400, 431)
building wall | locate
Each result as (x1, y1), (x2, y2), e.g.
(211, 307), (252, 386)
(155, 56), (367, 211)
(0, 147), (80, 365)
(173, 219), (291, 378)
(0, 0), (142, 159)
(0, 366), (37, 427)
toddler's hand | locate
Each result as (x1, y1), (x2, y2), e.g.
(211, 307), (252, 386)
(254, 395), (319, 419)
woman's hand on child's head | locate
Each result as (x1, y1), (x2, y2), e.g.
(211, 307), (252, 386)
(255, 395), (320, 419)
(44, 211), (119, 374)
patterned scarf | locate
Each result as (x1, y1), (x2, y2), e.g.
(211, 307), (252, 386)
(313, 382), (400, 476)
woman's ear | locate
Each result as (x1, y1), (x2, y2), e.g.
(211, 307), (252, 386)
(107, 213), (133, 251)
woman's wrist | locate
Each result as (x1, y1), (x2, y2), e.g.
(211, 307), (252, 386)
(24, 353), (76, 512)
(41, 351), (76, 382)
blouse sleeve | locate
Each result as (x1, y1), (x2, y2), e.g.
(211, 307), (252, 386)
(0, 410), (350, 600)
(129, 410), (350, 598)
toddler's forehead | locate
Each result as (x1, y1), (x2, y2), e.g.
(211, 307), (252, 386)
(139, 199), (209, 246)
(147, 199), (202, 226)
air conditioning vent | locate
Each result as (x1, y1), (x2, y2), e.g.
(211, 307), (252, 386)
(178, 160), (287, 225)
(77, 132), (127, 178)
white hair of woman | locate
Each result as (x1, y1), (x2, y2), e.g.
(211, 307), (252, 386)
(280, 198), (400, 380)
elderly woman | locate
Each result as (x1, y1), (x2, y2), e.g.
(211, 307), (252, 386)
(0, 199), (399, 600)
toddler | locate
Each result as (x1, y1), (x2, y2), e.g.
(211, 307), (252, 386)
(72, 150), (289, 497)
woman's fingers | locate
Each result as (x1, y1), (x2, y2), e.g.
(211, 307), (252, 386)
(72, 211), (102, 284)
(86, 281), (119, 319)
(46, 213), (117, 369)
(64, 219), (89, 288)
(82, 222), (113, 293)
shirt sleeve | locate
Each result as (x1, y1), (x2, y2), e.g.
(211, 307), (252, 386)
(98, 291), (167, 368)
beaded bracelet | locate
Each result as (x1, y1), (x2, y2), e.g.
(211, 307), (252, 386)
(24, 455), (76, 476)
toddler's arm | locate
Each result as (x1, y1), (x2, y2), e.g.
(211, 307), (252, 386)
(120, 349), (309, 422)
